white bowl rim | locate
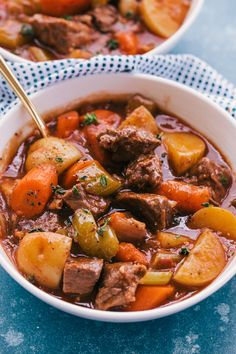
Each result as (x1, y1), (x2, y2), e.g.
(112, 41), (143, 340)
(0, 0), (204, 63)
(0, 72), (235, 323)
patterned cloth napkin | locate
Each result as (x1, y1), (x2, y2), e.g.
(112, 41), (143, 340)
(0, 54), (236, 118)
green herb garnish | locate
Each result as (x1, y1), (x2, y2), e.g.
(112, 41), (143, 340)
(64, 15), (73, 20)
(179, 247), (190, 256)
(100, 175), (108, 187)
(82, 112), (98, 126)
(106, 39), (119, 50)
(29, 228), (44, 233)
(72, 185), (80, 196)
(201, 202), (210, 207)
(27, 275), (36, 284)
(52, 185), (66, 195)
(97, 218), (110, 236)
(156, 133), (163, 140)
(55, 156), (64, 163)
(80, 175), (87, 181)
(20, 24), (35, 38)
(219, 174), (229, 187)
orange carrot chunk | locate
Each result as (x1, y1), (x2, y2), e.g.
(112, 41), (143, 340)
(116, 32), (139, 55)
(116, 242), (148, 266)
(158, 180), (210, 213)
(10, 164), (58, 217)
(40, 0), (90, 16)
(56, 111), (79, 138)
(63, 160), (94, 188)
(127, 285), (175, 311)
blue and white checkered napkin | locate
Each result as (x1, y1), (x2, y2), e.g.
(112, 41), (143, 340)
(0, 54), (236, 118)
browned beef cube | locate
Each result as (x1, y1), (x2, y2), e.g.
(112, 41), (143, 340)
(91, 5), (117, 32)
(62, 184), (110, 218)
(188, 157), (232, 203)
(125, 153), (163, 191)
(98, 127), (159, 162)
(95, 262), (146, 310)
(63, 258), (104, 295)
(116, 192), (176, 231)
(30, 14), (95, 54)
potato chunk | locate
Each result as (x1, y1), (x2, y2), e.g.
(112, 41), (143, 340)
(163, 132), (206, 175)
(0, 20), (27, 49)
(16, 232), (72, 289)
(157, 231), (191, 248)
(173, 230), (226, 287)
(189, 207), (236, 240)
(119, 105), (159, 135)
(140, 0), (190, 38)
(26, 137), (81, 174)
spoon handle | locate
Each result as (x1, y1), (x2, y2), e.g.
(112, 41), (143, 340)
(0, 55), (48, 138)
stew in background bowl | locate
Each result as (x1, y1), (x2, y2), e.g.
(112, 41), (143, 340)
(0, 74), (236, 322)
(0, 0), (193, 61)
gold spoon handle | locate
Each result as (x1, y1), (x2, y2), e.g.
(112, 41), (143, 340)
(0, 55), (48, 138)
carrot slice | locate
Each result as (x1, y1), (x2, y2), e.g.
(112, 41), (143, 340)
(116, 242), (148, 266)
(56, 111), (79, 138)
(10, 164), (58, 217)
(63, 160), (93, 188)
(116, 32), (139, 55)
(40, 0), (90, 16)
(127, 285), (175, 311)
(82, 110), (122, 165)
(158, 180), (210, 213)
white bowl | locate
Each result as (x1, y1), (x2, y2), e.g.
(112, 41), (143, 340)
(0, 73), (235, 322)
(0, 0), (204, 62)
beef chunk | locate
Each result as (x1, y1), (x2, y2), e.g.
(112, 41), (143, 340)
(111, 213), (147, 243)
(17, 211), (61, 233)
(30, 14), (95, 54)
(126, 95), (157, 115)
(91, 5), (117, 32)
(62, 184), (110, 217)
(125, 153), (163, 191)
(188, 157), (232, 203)
(95, 262), (146, 310)
(98, 127), (160, 162)
(116, 192), (176, 231)
(63, 258), (103, 295)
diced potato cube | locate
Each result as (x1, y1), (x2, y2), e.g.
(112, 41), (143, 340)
(163, 132), (206, 175)
(119, 105), (159, 135)
(16, 232), (72, 289)
(189, 206), (236, 241)
(26, 137), (82, 174)
(157, 231), (191, 248)
(173, 229), (226, 287)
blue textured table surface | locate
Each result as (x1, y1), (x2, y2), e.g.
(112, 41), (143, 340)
(1, 1), (236, 353)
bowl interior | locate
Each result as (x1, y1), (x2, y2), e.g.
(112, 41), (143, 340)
(0, 72), (235, 322)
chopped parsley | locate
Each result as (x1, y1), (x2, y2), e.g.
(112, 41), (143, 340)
(51, 184), (66, 195)
(26, 275), (35, 284)
(81, 112), (98, 126)
(125, 11), (134, 19)
(179, 247), (190, 256)
(97, 218), (110, 236)
(219, 174), (229, 187)
(106, 39), (119, 50)
(156, 132), (164, 140)
(80, 175), (87, 181)
(100, 175), (108, 187)
(201, 202), (210, 207)
(29, 228), (44, 233)
(72, 185), (80, 196)
(55, 156), (64, 163)
(64, 15), (73, 20)
(20, 24), (34, 38)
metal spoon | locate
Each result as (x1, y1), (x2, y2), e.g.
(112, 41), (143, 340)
(0, 55), (48, 138)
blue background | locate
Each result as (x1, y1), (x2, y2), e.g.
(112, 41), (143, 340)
(1, 0), (236, 353)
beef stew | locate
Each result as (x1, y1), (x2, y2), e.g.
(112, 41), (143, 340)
(0, 0), (190, 61)
(1, 94), (236, 312)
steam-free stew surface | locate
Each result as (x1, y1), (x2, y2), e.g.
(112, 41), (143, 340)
(0, 95), (236, 312)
